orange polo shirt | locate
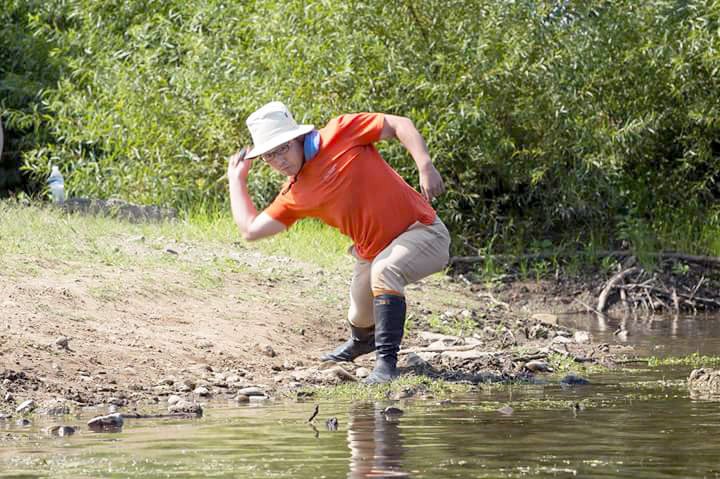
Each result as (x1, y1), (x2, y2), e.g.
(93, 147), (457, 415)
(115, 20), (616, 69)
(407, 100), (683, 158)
(263, 113), (436, 260)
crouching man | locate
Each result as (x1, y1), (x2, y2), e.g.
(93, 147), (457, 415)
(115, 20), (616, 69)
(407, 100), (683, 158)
(227, 101), (450, 384)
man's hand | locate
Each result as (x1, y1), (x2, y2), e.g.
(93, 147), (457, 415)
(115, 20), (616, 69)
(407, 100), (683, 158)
(419, 164), (445, 202)
(227, 148), (253, 182)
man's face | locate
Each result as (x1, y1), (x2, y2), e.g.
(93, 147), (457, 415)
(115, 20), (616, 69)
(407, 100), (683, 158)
(262, 138), (303, 177)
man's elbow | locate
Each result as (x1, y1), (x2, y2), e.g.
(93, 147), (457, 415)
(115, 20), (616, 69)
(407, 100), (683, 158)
(241, 229), (262, 242)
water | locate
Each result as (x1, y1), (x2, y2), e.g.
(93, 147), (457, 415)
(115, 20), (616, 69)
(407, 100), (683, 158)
(2, 313), (720, 479)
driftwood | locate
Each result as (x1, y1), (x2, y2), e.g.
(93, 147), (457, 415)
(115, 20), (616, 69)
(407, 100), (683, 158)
(450, 250), (720, 268)
(597, 267), (641, 312)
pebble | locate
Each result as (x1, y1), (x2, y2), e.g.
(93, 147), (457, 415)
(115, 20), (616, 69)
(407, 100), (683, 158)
(574, 331), (591, 344)
(4, 393), (13, 402)
(237, 387), (266, 397)
(552, 335), (573, 344)
(55, 336), (70, 349)
(167, 395), (182, 406)
(169, 400), (203, 416)
(259, 344), (277, 358)
(404, 352), (431, 369)
(194, 387), (211, 397)
(87, 413), (124, 432)
(524, 360), (554, 373)
(355, 367), (370, 379)
(107, 397), (126, 406)
(497, 405), (514, 415)
(561, 374), (590, 385)
(16, 400), (36, 414)
(531, 313), (558, 325)
(323, 366), (358, 382)
(47, 425), (76, 437)
(43, 405), (71, 416)
(383, 407), (404, 417)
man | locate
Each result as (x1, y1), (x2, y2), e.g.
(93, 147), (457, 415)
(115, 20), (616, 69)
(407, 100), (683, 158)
(227, 101), (450, 384)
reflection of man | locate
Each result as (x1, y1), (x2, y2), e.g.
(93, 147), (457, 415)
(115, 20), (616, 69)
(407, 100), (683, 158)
(347, 402), (409, 479)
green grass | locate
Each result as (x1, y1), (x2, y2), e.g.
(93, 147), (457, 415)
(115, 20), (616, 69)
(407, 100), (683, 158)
(647, 353), (720, 368)
(0, 201), (353, 273)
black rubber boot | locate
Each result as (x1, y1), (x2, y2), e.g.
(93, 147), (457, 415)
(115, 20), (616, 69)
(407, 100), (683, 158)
(321, 324), (375, 362)
(363, 294), (406, 385)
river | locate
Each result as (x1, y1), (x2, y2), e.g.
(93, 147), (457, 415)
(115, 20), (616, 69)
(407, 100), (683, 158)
(2, 313), (720, 479)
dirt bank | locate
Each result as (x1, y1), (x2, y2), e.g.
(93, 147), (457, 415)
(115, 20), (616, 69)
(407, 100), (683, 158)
(1, 222), (645, 420)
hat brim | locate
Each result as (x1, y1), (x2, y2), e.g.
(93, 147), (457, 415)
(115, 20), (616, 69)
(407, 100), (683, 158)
(245, 124), (315, 159)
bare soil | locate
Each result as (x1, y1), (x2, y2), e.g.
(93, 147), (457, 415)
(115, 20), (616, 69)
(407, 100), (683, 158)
(0, 236), (632, 415)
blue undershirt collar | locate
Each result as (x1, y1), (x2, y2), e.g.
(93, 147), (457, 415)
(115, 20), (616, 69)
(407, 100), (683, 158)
(303, 130), (320, 162)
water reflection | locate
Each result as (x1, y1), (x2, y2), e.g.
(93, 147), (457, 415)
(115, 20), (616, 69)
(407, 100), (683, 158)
(347, 402), (409, 479)
(561, 312), (720, 356)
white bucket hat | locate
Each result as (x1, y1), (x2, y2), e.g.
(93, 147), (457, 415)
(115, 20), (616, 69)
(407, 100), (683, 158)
(245, 101), (314, 159)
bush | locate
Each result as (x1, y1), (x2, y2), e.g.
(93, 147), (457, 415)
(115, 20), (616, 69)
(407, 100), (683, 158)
(3, 0), (720, 254)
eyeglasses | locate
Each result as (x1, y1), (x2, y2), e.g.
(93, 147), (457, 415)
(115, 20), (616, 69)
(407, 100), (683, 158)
(262, 142), (290, 162)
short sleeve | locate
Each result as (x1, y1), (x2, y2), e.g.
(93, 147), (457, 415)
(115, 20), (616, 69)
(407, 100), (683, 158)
(328, 113), (384, 146)
(263, 192), (302, 228)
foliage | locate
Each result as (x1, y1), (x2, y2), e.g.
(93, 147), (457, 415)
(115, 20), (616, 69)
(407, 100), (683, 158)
(2, 0), (720, 255)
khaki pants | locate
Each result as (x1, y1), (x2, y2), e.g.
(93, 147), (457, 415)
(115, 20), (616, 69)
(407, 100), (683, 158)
(348, 217), (450, 328)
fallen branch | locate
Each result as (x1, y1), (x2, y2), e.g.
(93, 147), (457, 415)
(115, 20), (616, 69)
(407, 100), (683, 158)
(450, 250), (720, 268)
(620, 283), (720, 308)
(597, 267), (641, 312)
(399, 344), (479, 355)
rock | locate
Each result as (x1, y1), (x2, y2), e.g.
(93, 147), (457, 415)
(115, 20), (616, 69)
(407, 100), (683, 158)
(442, 350), (493, 360)
(4, 393), (13, 402)
(0, 413), (11, 420)
(55, 336), (70, 349)
(574, 331), (590, 344)
(259, 344), (276, 358)
(237, 387), (266, 397)
(16, 418), (31, 427)
(235, 394), (250, 403)
(531, 313), (558, 325)
(226, 374), (242, 384)
(688, 368), (720, 396)
(194, 386), (211, 397)
(391, 388), (417, 400)
(43, 405), (71, 416)
(525, 359), (554, 373)
(167, 395), (182, 406)
(403, 352), (431, 370)
(87, 413), (124, 432)
(383, 407), (404, 417)
(168, 400), (203, 416)
(529, 324), (549, 339)
(561, 374), (590, 385)
(107, 397), (126, 407)
(323, 366), (358, 382)
(552, 335), (573, 344)
(497, 405), (514, 415)
(47, 425), (76, 437)
(16, 400), (36, 414)
(354, 367), (370, 379)
(249, 395), (269, 403)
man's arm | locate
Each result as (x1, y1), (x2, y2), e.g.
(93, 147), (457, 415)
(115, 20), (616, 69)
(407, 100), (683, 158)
(380, 114), (445, 201)
(227, 149), (287, 241)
